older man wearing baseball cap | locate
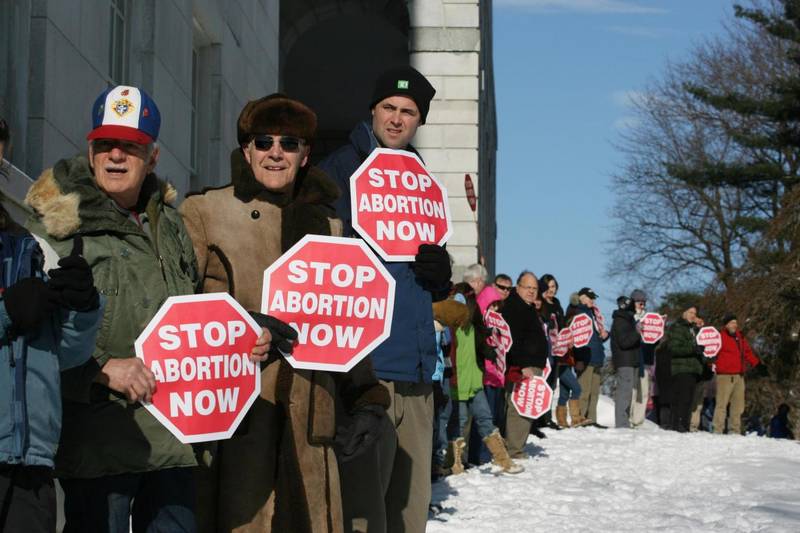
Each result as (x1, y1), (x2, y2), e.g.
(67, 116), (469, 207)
(25, 85), (271, 532)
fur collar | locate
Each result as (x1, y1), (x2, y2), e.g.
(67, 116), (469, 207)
(25, 155), (177, 240)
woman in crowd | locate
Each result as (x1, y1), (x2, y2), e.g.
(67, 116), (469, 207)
(445, 283), (523, 475)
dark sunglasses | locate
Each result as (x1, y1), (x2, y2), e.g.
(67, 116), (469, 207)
(495, 284), (512, 292)
(252, 135), (305, 153)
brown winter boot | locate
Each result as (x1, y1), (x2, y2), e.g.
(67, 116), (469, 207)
(556, 405), (569, 428)
(483, 429), (524, 474)
(568, 399), (592, 427)
(445, 438), (466, 475)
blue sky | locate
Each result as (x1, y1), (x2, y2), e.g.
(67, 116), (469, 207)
(493, 0), (735, 313)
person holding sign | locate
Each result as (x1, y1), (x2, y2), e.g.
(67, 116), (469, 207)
(181, 94), (390, 533)
(500, 271), (548, 458)
(573, 288), (609, 427)
(712, 314), (760, 435)
(611, 296), (642, 428)
(319, 66), (451, 533)
(661, 305), (704, 432)
(630, 289), (656, 427)
(23, 86), (268, 532)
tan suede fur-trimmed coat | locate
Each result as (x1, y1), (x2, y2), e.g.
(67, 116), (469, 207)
(180, 151), (389, 533)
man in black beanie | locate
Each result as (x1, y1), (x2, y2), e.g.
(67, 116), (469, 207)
(320, 66), (449, 533)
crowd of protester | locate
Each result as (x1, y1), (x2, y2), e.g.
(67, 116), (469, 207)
(0, 65), (794, 533)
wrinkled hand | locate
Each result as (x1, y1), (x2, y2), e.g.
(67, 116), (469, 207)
(96, 357), (157, 404)
(48, 236), (100, 312)
(521, 366), (536, 379)
(249, 312), (298, 354)
(3, 277), (57, 335)
(412, 244), (451, 286)
(335, 404), (387, 463)
(249, 328), (272, 363)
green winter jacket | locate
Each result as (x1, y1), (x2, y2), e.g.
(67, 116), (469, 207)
(664, 318), (702, 376)
(25, 155), (199, 478)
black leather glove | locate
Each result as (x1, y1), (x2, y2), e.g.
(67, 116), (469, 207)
(412, 244), (451, 286)
(4, 277), (57, 335)
(335, 404), (387, 463)
(249, 312), (298, 354)
(48, 237), (100, 312)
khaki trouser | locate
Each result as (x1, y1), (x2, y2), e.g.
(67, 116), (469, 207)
(504, 367), (543, 458)
(383, 381), (434, 533)
(578, 366), (602, 422)
(713, 374), (745, 434)
(689, 380), (707, 431)
(630, 368), (651, 426)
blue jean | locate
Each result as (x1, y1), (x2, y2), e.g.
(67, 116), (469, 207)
(61, 467), (196, 533)
(433, 387), (453, 466)
(558, 366), (582, 406)
(455, 389), (496, 440)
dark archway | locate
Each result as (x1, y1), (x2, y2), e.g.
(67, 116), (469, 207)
(280, 0), (409, 162)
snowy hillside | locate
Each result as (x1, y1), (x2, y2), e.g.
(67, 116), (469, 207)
(428, 396), (800, 532)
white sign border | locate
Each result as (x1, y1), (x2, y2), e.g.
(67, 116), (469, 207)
(134, 292), (263, 445)
(349, 147), (454, 262)
(261, 234), (397, 372)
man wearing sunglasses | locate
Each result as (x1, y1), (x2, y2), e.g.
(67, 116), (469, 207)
(494, 274), (514, 301)
(319, 66), (451, 533)
(181, 93), (390, 533)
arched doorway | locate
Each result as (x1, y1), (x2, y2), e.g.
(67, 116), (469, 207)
(280, 0), (409, 162)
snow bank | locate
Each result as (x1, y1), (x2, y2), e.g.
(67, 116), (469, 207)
(429, 395), (800, 532)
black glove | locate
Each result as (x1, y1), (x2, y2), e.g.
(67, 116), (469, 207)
(335, 404), (387, 463)
(412, 244), (451, 286)
(3, 277), (57, 335)
(48, 237), (100, 312)
(249, 312), (298, 354)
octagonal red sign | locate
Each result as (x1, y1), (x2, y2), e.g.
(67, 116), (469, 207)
(350, 148), (453, 261)
(135, 293), (262, 444)
(551, 327), (572, 357)
(512, 376), (554, 419)
(570, 313), (594, 348)
(696, 326), (722, 357)
(261, 235), (396, 372)
(640, 312), (665, 344)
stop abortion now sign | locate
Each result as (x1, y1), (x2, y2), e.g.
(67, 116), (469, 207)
(135, 293), (262, 444)
(570, 313), (594, 348)
(511, 376), (554, 419)
(351, 148), (453, 261)
(640, 313), (666, 344)
(696, 326), (723, 357)
(261, 235), (395, 372)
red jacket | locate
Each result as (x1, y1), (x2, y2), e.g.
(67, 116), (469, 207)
(715, 330), (759, 375)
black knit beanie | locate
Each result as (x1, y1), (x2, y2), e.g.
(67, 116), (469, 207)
(369, 66), (436, 124)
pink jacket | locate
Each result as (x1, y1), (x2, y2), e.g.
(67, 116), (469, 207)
(477, 286), (505, 387)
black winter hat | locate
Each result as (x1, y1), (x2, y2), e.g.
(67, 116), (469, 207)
(370, 66), (436, 124)
(722, 313), (737, 326)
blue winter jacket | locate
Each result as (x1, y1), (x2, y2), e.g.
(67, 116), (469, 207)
(319, 122), (441, 383)
(0, 230), (102, 468)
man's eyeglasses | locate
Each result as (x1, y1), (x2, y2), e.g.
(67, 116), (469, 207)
(252, 135), (305, 153)
(495, 284), (512, 292)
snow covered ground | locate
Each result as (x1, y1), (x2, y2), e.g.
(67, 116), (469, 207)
(428, 396), (800, 532)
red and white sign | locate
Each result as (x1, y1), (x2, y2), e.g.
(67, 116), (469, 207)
(542, 358), (552, 380)
(696, 326), (722, 358)
(135, 293), (262, 444)
(640, 313), (666, 344)
(551, 327), (572, 357)
(570, 313), (594, 348)
(511, 376), (554, 419)
(484, 310), (512, 353)
(350, 148), (453, 261)
(261, 235), (395, 372)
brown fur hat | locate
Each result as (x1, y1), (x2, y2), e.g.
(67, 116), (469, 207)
(237, 93), (317, 145)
